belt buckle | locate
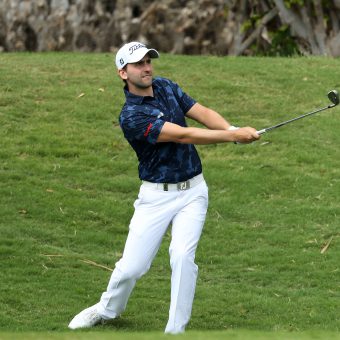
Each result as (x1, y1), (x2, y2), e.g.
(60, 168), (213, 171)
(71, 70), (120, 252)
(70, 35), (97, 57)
(177, 180), (190, 191)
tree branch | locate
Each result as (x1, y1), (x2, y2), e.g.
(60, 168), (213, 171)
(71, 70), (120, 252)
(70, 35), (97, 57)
(313, 0), (329, 55)
(236, 6), (279, 55)
(272, 0), (308, 39)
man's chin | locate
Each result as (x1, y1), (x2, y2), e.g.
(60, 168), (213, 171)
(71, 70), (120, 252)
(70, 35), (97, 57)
(142, 76), (153, 83)
(138, 79), (153, 88)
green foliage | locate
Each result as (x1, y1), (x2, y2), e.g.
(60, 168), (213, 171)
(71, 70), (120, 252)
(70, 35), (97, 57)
(240, 5), (301, 56)
(266, 25), (301, 56)
(284, 0), (305, 8)
(0, 53), (340, 339)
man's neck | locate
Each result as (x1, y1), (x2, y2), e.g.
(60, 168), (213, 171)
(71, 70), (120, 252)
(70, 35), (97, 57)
(128, 84), (153, 97)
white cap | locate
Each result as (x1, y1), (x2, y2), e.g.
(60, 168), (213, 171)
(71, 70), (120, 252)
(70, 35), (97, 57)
(115, 41), (159, 70)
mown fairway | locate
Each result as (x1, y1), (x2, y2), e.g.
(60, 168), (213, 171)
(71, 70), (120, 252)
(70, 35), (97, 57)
(0, 53), (339, 339)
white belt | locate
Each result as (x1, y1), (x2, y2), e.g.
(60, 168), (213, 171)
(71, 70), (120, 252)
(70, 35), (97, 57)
(142, 174), (204, 191)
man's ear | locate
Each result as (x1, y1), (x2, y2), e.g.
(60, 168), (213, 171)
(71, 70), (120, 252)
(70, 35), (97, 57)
(118, 68), (128, 80)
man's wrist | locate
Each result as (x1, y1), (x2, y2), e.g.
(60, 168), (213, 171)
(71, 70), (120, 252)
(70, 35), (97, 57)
(227, 125), (240, 144)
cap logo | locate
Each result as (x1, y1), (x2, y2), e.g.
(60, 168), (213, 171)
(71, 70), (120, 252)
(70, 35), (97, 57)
(128, 43), (146, 55)
(120, 58), (124, 65)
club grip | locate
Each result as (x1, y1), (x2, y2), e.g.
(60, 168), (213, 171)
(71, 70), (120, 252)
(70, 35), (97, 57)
(256, 129), (266, 135)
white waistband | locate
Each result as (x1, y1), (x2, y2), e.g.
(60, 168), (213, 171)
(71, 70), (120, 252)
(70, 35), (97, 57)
(142, 173), (204, 191)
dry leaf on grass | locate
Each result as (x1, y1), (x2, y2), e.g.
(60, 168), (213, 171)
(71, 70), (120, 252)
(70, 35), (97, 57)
(81, 259), (113, 272)
(321, 236), (333, 254)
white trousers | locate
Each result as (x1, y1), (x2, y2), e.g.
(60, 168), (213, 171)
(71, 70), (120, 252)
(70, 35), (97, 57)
(97, 179), (209, 334)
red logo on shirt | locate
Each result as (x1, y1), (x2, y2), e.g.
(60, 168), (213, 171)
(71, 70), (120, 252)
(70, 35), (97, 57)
(144, 123), (152, 137)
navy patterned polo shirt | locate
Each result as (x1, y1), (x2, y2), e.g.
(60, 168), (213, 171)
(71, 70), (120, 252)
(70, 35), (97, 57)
(119, 77), (202, 183)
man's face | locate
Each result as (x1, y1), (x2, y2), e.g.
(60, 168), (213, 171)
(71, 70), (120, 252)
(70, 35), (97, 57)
(119, 55), (153, 92)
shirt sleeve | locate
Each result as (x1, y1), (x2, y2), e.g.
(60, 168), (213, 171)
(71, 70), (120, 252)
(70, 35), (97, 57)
(120, 111), (165, 145)
(169, 80), (196, 113)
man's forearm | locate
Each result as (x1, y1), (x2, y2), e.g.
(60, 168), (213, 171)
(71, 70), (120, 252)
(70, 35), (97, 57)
(175, 127), (234, 144)
(157, 122), (259, 144)
(186, 103), (231, 130)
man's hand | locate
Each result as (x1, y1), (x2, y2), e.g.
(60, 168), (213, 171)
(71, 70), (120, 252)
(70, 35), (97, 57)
(230, 127), (260, 144)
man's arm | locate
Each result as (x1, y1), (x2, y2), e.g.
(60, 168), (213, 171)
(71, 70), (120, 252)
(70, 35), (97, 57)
(157, 122), (259, 144)
(157, 102), (260, 144)
(186, 103), (231, 130)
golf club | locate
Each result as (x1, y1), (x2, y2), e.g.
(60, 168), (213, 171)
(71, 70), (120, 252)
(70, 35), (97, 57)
(256, 90), (339, 135)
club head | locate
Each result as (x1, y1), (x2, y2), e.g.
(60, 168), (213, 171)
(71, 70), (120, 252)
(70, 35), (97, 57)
(328, 90), (339, 105)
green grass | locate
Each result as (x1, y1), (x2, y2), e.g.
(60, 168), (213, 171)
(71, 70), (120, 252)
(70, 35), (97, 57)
(0, 53), (339, 339)
(1, 330), (340, 340)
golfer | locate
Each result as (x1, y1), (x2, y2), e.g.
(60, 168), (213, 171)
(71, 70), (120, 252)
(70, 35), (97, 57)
(69, 41), (260, 334)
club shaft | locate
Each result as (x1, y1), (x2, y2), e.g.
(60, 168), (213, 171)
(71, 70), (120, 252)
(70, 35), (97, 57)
(257, 104), (335, 135)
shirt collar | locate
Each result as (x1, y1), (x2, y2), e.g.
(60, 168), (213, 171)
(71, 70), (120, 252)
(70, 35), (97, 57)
(123, 82), (157, 105)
